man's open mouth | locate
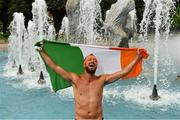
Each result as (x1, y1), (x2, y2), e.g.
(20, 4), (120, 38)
(89, 62), (95, 67)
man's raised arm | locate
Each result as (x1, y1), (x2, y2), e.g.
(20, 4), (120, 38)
(104, 49), (143, 84)
(38, 47), (77, 82)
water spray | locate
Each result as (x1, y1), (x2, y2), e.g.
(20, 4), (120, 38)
(140, 0), (175, 101)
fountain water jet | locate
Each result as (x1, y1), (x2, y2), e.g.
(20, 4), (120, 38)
(6, 12), (27, 75)
(31, 0), (55, 81)
(27, 20), (36, 72)
(66, 0), (102, 44)
(78, 0), (102, 44)
(6, 0), (56, 83)
(59, 16), (70, 43)
(140, 0), (175, 100)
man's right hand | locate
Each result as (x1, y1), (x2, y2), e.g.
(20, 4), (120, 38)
(35, 41), (44, 52)
(137, 48), (149, 59)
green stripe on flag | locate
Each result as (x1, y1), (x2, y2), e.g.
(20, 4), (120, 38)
(36, 40), (85, 92)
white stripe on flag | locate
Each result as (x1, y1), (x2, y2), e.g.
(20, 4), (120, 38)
(79, 46), (121, 75)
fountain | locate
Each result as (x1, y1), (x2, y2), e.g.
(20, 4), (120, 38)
(77, 0), (102, 44)
(66, 0), (103, 44)
(27, 20), (36, 72)
(2, 0), (180, 118)
(7, 12), (28, 75)
(140, 0), (175, 100)
(65, 0), (136, 46)
(59, 16), (70, 43)
(5, 0), (177, 97)
(31, 0), (56, 81)
(6, 0), (56, 83)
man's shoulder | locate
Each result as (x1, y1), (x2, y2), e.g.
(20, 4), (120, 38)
(70, 72), (81, 82)
(96, 74), (107, 82)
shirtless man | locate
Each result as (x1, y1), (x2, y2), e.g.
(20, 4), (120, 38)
(38, 46), (144, 119)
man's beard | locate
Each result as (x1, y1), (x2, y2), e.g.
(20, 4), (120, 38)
(85, 66), (96, 75)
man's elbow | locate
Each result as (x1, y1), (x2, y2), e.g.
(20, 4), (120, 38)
(121, 69), (130, 76)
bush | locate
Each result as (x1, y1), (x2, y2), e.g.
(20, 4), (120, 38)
(171, 3), (180, 30)
(0, 33), (9, 41)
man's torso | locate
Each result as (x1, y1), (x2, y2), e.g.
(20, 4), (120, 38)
(72, 75), (105, 119)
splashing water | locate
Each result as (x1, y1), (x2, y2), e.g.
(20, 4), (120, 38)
(47, 25), (56, 41)
(26, 20), (37, 72)
(77, 0), (102, 44)
(5, 0), (56, 89)
(139, 0), (154, 41)
(65, 0), (136, 46)
(31, 0), (55, 73)
(6, 13), (27, 71)
(32, 0), (49, 41)
(59, 16), (70, 43)
(31, 0), (49, 72)
(56, 84), (180, 109)
(140, 0), (175, 85)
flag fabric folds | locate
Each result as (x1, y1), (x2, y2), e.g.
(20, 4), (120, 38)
(35, 40), (148, 92)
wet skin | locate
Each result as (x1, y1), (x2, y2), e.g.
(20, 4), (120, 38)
(73, 55), (104, 119)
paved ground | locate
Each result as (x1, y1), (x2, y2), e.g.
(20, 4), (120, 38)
(0, 43), (8, 51)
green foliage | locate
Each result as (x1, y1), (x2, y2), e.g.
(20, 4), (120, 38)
(0, 0), (3, 9)
(172, 3), (180, 29)
(9, 0), (28, 14)
(0, 0), (11, 33)
(0, 33), (9, 41)
(46, 0), (67, 10)
(0, 20), (2, 29)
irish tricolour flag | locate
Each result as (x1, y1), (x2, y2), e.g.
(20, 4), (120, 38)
(36, 40), (148, 92)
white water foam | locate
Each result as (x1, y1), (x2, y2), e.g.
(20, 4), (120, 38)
(3, 69), (51, 90)
(104, 85), (180, 108)
(55, 84), (180, 110)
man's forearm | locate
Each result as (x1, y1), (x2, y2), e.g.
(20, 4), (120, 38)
(39, 49), (74, 81)
(104, 49), (145, 84)
(122, 55), (141, 74)
(39, 50), (56, 69)
(105, 55), (141, 83)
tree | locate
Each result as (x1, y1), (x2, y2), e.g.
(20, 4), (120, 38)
(0, 0), (11, 34)
(172, 2), (180, 30)
(8, 0), (33, 28)
(46, 0), (67, 33)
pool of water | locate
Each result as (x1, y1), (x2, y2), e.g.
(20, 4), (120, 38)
(0, 39), (180, 119)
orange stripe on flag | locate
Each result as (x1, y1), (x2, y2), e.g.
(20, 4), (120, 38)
(111, 48), (142, 79)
